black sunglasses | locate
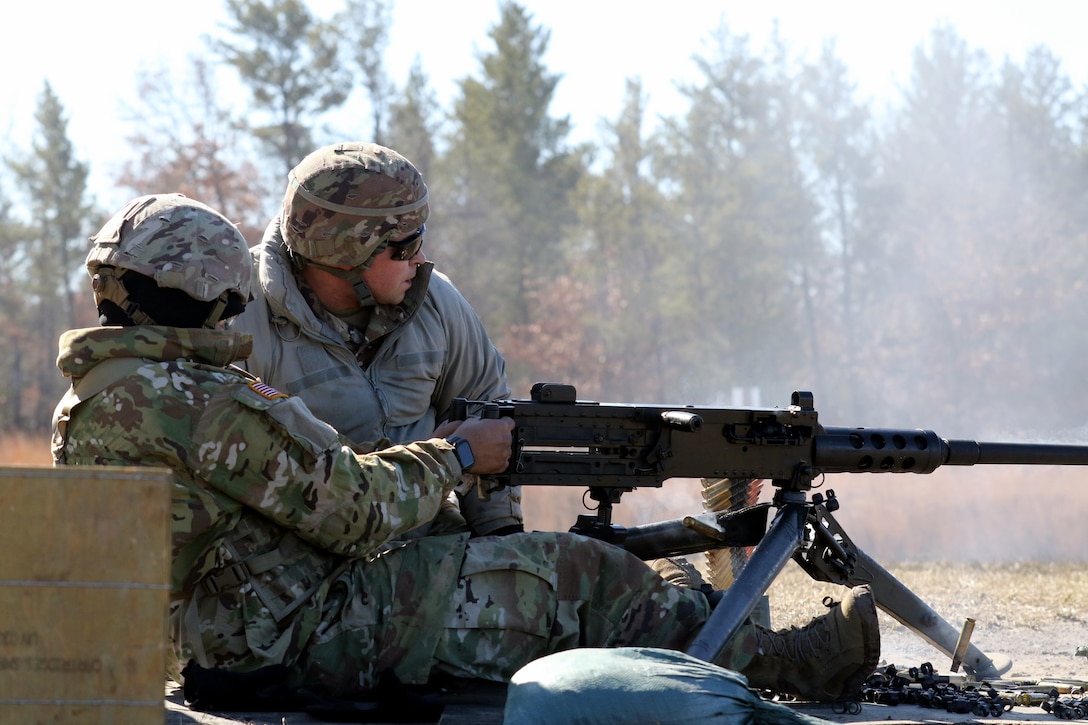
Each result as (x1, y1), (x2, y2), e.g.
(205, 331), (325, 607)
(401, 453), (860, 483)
(388, 224), (425, 261)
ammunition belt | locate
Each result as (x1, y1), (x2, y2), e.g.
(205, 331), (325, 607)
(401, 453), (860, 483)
(1043, 697), (1088, 720)
(859, 662), (1088, 720)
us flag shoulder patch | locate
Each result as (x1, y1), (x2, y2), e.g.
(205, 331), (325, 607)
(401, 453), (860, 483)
(249, 380), (289, 400)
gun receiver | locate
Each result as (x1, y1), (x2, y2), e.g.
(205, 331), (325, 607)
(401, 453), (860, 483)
(451, 382), (1088, 506)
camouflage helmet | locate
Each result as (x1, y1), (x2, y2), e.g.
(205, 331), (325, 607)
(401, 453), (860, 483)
(85, 193), (251, 327)
(281, 142), (429, 268)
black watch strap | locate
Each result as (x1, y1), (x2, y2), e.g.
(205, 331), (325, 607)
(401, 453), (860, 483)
(446, 435), (475, 472)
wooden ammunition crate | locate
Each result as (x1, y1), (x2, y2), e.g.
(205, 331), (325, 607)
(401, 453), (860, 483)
(0, 466), (172, 725)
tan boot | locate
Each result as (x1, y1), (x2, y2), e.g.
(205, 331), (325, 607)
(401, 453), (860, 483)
(739, 585), (880, 702)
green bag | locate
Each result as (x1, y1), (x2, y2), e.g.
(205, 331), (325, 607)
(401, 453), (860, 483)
(504, 647), (830, 725)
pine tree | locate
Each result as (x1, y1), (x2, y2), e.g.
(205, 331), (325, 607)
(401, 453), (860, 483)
(874, 24), (1013, 430)
(386, 58), (441, 182)
(984, 45), (1088, 429)
(435, 1), (586, 339)
(795, 39), (885, 420)
(212, 0), (347, 178)
(553, 79), (680, 400)
(4, 81), (96, 431)
(654, 21), (819, 400)
(0, 181), (33, 432)
(339, 0), (393, 144)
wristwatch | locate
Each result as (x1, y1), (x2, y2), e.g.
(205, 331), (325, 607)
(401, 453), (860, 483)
(446, 435), (475, 472)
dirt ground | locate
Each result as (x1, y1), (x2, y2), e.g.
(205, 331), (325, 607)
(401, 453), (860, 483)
(763, 560), (1088, 682)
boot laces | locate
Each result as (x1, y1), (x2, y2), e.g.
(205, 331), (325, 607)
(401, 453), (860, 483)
(758, 595), (838, 662)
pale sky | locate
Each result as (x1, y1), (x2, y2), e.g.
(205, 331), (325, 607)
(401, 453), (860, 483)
(3, 1), (1086, 211)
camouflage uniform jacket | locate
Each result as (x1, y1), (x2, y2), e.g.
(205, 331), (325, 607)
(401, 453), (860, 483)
(52, 325), (471, 684)
(229, 217), (520, 534)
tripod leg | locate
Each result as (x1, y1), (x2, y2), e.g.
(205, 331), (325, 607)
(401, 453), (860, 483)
(685, 502), (807, 663)
(799, 499), (1012, 679)
(848, 551), (1012, 679)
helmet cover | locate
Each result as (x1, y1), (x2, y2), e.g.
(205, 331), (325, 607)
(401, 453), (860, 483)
(281, 142), (429, 268)
(86, 193), (251, 302)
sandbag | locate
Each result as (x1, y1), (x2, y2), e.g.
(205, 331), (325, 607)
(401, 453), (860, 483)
(503, 647), (829, 725)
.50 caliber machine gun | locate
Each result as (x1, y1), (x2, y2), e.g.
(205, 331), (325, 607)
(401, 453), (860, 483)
(451, 382), (1088, 679)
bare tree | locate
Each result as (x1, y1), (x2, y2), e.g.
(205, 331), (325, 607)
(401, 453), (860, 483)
(117, 56), (268, 242)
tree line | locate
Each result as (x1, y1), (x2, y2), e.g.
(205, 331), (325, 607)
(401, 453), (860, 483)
(4, 0), (1088, 443)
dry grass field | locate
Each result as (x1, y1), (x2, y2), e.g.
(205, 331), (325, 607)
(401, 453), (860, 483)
(766, 560), (1088, 682)
(0, 432), (52, 466)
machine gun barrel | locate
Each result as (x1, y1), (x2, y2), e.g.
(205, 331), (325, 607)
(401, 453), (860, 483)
(943, 440), (1088, 466)
(813, 427), (1088, 473)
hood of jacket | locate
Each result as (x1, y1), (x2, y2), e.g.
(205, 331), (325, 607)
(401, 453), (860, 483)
(57, 325), (252, 381)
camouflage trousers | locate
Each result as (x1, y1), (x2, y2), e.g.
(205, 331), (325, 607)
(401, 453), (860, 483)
(432, 532), (712, 681)
(297, 531), (759, 696)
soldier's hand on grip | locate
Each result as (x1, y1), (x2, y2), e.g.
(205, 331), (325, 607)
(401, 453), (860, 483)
(443, 416), (515, 475)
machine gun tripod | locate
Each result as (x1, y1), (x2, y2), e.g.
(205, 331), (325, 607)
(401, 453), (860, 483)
(452, 383), (1088, 679)
(572, 477), (1011, 678)
(682, 481), (1012, 678)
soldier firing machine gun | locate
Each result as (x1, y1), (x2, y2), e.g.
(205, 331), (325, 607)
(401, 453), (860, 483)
(451, 382), (1088, 680)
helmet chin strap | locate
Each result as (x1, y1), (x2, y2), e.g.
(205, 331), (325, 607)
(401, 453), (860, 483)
(202, 294), (232, 329)
(92, 269), (158, 326)
(301, 258), (378, 308)
(350, 277), (377, 309)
